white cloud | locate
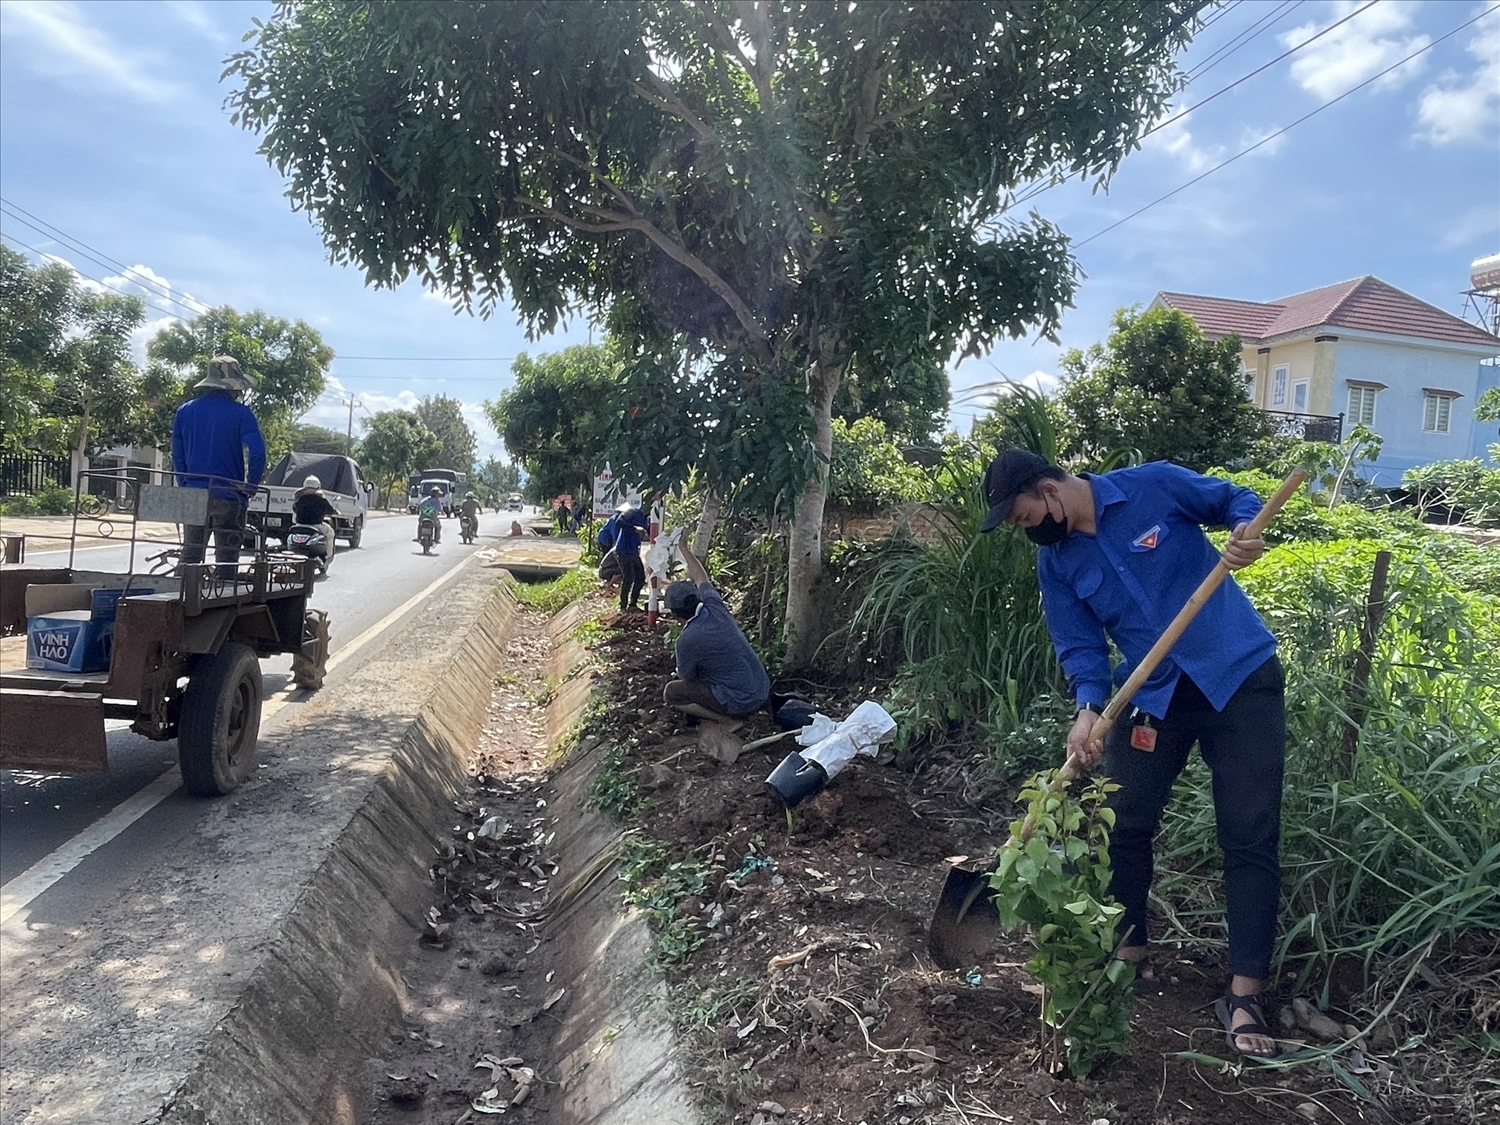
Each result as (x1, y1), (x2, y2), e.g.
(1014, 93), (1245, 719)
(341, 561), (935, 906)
(99, 263), (210, 318)
(1440, 204), (1500, 250)
(1282, 1), (1430, 102)
(1150, 120), (1220, 173)
(165, 0), (223, 42)
(1415, 7), (1500, 146)
(1236, 124), (1287, 159)
(1, 1), (184, 102)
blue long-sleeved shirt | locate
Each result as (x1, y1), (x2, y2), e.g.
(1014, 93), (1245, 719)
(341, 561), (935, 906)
(603, 508), (650, 557)
(1036, 462), (1276, 718)
(171, 390), (266, 500)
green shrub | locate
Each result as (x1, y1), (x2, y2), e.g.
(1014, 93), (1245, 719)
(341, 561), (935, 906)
(1156, 538), (1500, 987)
(508, 566), (596, 616)
(0, 495), (40, 516)
(1402, 449), (1500, 528)
(34, 485), (76, 516)
(829, 416), (929, 513)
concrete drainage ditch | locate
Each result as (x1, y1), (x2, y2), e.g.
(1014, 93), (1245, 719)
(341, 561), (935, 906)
(155, 583), (691, 1125)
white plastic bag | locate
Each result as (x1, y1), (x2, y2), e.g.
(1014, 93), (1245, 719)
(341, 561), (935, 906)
(643, 526), (684, 580)
(798, 701), (896, 779)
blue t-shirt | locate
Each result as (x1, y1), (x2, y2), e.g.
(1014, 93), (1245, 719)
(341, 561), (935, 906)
(674, 583), (771, 715)
(1036, 462), (1276, 718)
(171, 390), (266, 501)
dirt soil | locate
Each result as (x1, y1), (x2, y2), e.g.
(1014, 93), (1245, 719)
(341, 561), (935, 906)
(366, 593), (1477, 1125)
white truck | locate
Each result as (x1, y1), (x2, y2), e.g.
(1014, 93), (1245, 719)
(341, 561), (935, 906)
(249, 452), (375, 548)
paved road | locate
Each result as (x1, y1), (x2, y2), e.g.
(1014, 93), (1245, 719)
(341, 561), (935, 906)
(0, 509), (515, 889)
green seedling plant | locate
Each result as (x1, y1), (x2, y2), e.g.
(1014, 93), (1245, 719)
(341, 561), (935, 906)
(989, 768), (1133, 1077)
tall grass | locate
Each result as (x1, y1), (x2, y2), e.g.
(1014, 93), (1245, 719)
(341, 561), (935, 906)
(1154, 537), (1500, 989)
(837, 446), (1060, 742)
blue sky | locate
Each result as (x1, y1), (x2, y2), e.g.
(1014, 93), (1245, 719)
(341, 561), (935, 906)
(2, 0), (1496, 457)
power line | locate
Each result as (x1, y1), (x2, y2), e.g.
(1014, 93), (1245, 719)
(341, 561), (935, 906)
(1185, 0), (1303, 81)
(0, 197), (209, 317)
(1004, 0), (1380, 214)
(336, 355), (518, 361)
(1075, 3), (1500, 249)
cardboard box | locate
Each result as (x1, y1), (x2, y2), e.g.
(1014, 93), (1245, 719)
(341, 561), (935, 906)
(26, 610), (107, 673)
(23, 584), (154, 674)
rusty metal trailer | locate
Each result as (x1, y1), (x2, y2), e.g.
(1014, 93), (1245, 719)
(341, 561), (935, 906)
(0, 471), (331, 797)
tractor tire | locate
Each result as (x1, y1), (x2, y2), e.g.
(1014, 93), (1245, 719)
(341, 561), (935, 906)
(179, 642), (262, 797)
(291, 609), (331, 690)
(348, 516), (364, 549)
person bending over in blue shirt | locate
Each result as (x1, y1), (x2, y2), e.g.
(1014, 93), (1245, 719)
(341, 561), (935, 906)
(662, 544), (771, 732)
(601, 503), (651, 611)
(981, 448), (1283, 1060)
(171, 355), (265, 580)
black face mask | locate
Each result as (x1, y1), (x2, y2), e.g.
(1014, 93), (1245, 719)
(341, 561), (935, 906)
(1025, 493), (1069, 547)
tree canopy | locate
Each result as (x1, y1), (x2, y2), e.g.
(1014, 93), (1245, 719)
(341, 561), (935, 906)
(147, 306), (333, 453)
(486, 346), (621, 503)
(1055, 306), (1268, 472)
(359, 409), (442, 503)
(415, 393), (478, 473)
(1, 245), (149, 457)
(229, 0), (1203, 663)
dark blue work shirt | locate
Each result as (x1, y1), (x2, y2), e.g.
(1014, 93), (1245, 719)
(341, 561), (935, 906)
(171, 390), (266, 501)
(675, 583), (771, 715)
(608, 508), (650, 557)
(1036, 462), (1275, 718)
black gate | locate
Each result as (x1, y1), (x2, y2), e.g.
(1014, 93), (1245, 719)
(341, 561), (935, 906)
(0, 454), (70, 497)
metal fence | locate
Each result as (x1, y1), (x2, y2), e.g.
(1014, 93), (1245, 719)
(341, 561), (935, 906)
(1263, 410), (1344, 444)
(0, 454), (70, 498)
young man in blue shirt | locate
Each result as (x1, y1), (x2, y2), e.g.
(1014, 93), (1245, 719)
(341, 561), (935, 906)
(662, 543), (770, 730)
(982, 448), (1284, 1058)
(171, 356), (265, 579)
(601, 502), (651, 611)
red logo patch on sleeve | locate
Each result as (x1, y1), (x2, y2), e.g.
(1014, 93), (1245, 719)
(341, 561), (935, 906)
(1131, 525), (1161, 551)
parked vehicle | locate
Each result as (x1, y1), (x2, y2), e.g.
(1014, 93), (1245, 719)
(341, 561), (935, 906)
(284, 523), (333, 575)
(249, 453), (373, 548)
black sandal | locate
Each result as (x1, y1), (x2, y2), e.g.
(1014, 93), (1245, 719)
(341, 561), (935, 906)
(1214, 990), (1281, 1058)
(1114, 954), (1164, 997)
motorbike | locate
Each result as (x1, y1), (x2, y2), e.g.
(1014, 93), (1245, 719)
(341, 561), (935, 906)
(460, 512), (478, 544)
(417, 514), (437, 555)
(285, 522), (333, 575)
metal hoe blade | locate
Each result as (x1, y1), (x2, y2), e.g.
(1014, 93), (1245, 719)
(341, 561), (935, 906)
(927, 862), (1001, 969)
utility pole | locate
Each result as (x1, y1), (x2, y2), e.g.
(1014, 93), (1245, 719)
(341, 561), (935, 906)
(343, 398), (361, 456)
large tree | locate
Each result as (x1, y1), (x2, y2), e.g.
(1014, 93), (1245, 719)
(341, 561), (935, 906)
(415, 394), (478, 472)
(1055, 306), (1268, 472)
(229, 0), (1202, 666)
(148, 306), (333, 454)
(359, 409), (442, 505)
(486, 346), (622, 504)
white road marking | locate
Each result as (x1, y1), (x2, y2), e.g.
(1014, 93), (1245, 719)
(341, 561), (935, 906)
(0, 549), (483, 925)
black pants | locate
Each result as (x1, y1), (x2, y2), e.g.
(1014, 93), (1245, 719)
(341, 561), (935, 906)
(1104, 655), (1285, 980)
(182, 497), (247, 580)
(619, 552), (645, 610)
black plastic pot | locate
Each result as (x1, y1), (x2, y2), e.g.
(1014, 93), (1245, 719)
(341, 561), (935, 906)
(765, 751), (828, 807)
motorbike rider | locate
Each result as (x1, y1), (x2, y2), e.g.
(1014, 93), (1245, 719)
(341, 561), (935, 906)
(292, 475), (338, 558)
(417, 485), (444, 544)
(459, 490), (482, 537)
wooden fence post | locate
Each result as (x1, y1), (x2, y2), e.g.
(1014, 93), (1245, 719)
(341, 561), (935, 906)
(1341, 549), (1391, 777)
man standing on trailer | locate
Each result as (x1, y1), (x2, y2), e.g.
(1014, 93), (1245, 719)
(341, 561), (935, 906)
(172, 356), (265, 580)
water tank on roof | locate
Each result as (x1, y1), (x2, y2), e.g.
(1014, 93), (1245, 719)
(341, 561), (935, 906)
(1472, 253), (1500, 293)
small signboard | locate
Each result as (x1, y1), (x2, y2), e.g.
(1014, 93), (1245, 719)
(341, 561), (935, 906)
(592, 464), (641, 518)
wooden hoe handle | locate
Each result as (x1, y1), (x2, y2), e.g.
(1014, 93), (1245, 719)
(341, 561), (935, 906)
(1025, 468), (1307, 837)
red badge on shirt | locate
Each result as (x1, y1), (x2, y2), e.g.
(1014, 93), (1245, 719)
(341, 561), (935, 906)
(1131, 525), (1161, 551)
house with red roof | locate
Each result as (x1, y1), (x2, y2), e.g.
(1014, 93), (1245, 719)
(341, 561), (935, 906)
(1151, 276), (1500, 485)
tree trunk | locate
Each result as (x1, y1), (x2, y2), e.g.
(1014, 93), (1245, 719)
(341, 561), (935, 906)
(692, 489), (721, 556)
(781, 372), (838, 671)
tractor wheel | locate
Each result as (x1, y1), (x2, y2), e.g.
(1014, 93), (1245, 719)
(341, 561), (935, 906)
(348, 516), (364, 549)
(291, 609), (331, 690)
(179, 642), (262, 797)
